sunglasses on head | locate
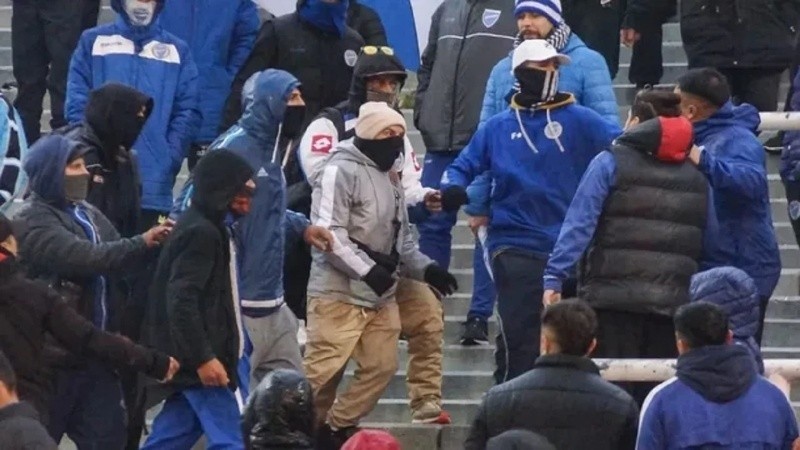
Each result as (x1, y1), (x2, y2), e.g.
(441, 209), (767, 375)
(361, 45), (395, 56)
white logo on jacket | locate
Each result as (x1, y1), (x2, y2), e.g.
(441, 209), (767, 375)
(91, 35), (181, 65)
(482, 9), (501, 28)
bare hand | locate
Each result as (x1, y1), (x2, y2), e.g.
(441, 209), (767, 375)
(304, 225), (334, 252)
(688, 145), (703, 165)
(620, 28), (641, 47)
(424, 191), (442, 213)
(197, 358), (229, 387)
(793, 437), (800, 450)
(542, 290), (562, 307)
(162, 357), (180, 383)
(467, 216), (489, 236)
(142, 224), (172, 248)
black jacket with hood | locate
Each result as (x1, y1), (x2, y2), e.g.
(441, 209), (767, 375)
(348, 0), (387, 46)
(414, 0), (517, 153)
(486, 430), (556, 450)
(242, 369), (314, 450)
(0, 253), (170, 419)
(0, 402), (57, 450)
(579, 117), (709, 316)
(465, 354), (639, 450)
(142, 150), (253, 390)
(222, 0), (364, 131)
(15, 136), (152, 336)
(54, 83), (153, 238)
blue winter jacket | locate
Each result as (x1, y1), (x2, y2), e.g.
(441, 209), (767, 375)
(158, 0), (259, 144)
(480, 34), (618, 126)
(690, 267), (764, 374)
(174, 70), (310, 318)
(66, 0), (200, 213)
(637, 344), (798, 450)
(693, 102), (781, 298)
(465, 34), (617, 217)
(443, 96), (620, 256)
(781, 69), (800, 181)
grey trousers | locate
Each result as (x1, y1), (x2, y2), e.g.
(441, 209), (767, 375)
(243, 303), (304, 392)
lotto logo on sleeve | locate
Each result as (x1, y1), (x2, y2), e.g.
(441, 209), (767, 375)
(311, 135), (333, 154)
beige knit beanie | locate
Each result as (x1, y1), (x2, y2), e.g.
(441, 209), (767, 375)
(355, 102), (406, 139)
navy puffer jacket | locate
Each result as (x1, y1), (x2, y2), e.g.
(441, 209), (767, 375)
(690, 267), (764, 373)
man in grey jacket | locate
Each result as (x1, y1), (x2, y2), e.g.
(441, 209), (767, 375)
(305, 102), (458, 448)
(414, 0), (517, 275)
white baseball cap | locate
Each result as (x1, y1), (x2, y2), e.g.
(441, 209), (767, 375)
(512, 39), (571, 71)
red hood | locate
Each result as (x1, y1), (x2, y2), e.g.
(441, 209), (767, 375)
(615, 116), (694, 163)
(342, 430), (401, 450)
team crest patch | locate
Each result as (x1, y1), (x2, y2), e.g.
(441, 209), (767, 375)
(544, 121), (563, 140)
(344, 49), (358, 67)
(790, 200), (800, 221)
(153, 43), (171, 60)
(311, 135), (333, 154)
(482, 9), (501, 28)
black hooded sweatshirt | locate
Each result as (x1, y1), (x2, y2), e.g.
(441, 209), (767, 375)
(242, 369), (314, 450)
(54, 83), (154, 237)
(142, 150), (253, 389)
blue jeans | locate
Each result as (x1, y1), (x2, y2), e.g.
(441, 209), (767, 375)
(48, 362), (126, 450)
(418, 152), (459, 269)
(142, 387), (244, 450)
(468, 237), (496, 320)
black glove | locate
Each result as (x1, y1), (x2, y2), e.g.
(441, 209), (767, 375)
(424, 264), (458, 297)
(441, 186), (469, 212)
(352, 238), (399, 273)
(363, 265), (395, 296)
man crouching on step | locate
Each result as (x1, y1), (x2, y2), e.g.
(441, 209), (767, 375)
(305, 102), (457, 449)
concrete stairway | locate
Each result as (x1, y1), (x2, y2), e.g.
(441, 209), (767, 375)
(2, 2), (797, 449)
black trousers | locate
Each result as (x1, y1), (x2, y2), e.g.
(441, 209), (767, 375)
(718, 68), (784, 112)
(628, 0), (676, 86)
(11, 0), (96, 143)
(593, 309), (678, 406)
(493, 248), (546, 384)
(563, 0), (625, 79)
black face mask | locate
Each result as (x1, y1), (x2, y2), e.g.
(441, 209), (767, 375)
(354, 136), (403, 172)
(514, 66), (559, 107)
(281, 105), (307, 140)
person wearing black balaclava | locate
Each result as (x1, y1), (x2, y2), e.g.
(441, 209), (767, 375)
(439, 40), (620, 385)
(305, 102), (456, 448)
(221, 0), (364, 131)
(13, 134), (173, 448)
(242, 369), (314, 450)
(173, 69), (334, 397)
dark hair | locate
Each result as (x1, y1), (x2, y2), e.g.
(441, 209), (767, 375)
(674, 302), (730, 349)
(0, 350), (16, 392)
(630, 89), (682, 122)
(541, 299), (597, 356)
(677, 68), (731, 108)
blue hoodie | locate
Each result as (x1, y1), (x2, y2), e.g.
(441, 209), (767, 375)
(637, 345), (797, 450)
(66, 0), (200, 212)
(442, 96), (620, 255)
(690, 267), (764, 374)
(157, 0), (259, 143)
(693, 102), (781, 299)
(23, 135), (110, 329)
(174, 70), (309, 318)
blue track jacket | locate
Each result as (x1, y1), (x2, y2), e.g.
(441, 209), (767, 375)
(174, 70), (309, 318)
(66, 0), (200, 212)
(158, 0), (259, 143)
(443, 96), (620, 256)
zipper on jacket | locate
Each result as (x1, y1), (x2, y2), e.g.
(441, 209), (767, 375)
(447, 2), (476, 153)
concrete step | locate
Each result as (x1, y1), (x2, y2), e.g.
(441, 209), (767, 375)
(0, 6), (116, 29)
(341, 370), (493, 400)
(619, 42), (687, 65)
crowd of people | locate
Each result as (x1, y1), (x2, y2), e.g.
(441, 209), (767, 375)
(0, 0), (800, 449)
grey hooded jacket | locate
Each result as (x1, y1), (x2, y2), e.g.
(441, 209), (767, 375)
(307, 141), (432, 309)
(414, 0), (517, 154)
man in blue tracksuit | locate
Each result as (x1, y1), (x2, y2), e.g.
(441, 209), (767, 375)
(460, 0), (618, 345)
(66, 0), (200, 225)
(175, 69), (333, 392)
(440, 40), (619, 384)
(637, 302), (798, 450)
(674, 68), (781, 345)
(158, 0), (259, 170)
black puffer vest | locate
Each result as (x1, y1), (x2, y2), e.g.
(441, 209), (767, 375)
(579, 117), (708, 316)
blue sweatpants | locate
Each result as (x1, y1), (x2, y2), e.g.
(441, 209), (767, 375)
(141, 387), (244, 450)
(468, 238), (497, 320)
(418, 152), (459, 269)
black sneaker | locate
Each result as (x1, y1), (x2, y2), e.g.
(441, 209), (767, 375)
(317, 424), (360, 450)
(460, 317), (489, 346)
(764, 133), (785, 154)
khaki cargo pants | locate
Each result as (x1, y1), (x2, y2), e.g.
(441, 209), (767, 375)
(304, 279), (444, 428)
